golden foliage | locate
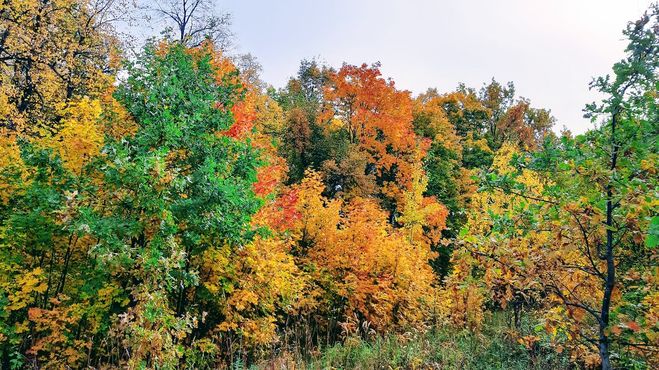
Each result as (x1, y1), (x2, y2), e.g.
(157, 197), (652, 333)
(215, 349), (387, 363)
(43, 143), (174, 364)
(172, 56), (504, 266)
(293, 170), (439, 332)
(41, 97), (104, 173)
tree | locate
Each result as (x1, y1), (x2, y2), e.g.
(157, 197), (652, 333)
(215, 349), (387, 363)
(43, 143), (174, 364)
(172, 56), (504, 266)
(0, 0), (120, 135)
(496, 99), (555, 150)
(453, 144), (558, 331)
(414, 88), (493, 169)
(476, 79), (555, 150)
(86, 42), (263, 367)
(580, 7), (658, 367)
(0, 96), (112, 369)
(479, 79), (515, 146)
(276, 60), (335, 183)
(479, 6), (658, 367)
(292, 170), (439, 336)
(412, 91), (469, 275)
(319, 63), (418, 213)
(143, 0), (232, 48)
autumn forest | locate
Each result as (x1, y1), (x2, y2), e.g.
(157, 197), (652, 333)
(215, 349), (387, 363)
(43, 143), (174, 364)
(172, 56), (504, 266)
(0, 0), (657, 369)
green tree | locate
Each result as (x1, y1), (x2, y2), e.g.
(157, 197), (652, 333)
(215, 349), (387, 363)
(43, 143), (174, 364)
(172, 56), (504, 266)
(84, 43), (263, 367)
(580, 7), (658, 367)
(275, 60), (339, 183)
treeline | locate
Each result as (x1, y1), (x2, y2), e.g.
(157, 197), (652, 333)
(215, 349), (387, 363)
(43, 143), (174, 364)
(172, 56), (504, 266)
(0, 0), (657, 369)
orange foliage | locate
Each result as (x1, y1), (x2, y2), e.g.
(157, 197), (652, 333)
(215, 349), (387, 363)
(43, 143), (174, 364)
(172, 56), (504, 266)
(320, 63), (419, 205)
(252, 187), (301, 233)
(292, 170), (439, 332)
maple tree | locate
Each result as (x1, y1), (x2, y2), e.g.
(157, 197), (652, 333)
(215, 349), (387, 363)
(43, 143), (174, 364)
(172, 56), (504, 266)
(317, 63), (423, 218)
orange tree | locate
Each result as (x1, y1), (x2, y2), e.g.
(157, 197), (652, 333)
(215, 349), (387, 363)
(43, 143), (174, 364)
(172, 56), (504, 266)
(290, 170), (440, 338)
(318, 63), (418, 213)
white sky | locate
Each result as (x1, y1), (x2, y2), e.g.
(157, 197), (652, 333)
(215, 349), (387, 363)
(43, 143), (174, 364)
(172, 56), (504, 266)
(223, 0), (655, 134)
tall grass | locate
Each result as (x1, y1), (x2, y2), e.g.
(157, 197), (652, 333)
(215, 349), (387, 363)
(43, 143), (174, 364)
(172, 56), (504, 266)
(250, 312), (572, 369)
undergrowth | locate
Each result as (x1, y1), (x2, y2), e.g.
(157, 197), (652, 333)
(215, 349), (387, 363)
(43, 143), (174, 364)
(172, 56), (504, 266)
(250, 312), (573, 369)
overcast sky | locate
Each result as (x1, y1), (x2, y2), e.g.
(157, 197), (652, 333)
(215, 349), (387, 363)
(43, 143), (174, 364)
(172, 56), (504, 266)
(221, 0), (654, 134)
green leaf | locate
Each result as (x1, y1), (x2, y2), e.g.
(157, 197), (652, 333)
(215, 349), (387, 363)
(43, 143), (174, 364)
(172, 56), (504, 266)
(646, 216), (659, 249)
(458, 226), (469, 238)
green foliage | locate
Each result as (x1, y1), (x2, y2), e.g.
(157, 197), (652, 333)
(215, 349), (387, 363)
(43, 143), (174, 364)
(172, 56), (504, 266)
(423, 141), (464, 274)
(84, 43), (263, 367)
(0, 42), (265, 368)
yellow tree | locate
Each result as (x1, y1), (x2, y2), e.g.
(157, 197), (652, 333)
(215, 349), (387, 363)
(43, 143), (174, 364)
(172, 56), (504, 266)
(292, 170), (439, 335)
(0, 0), (120, 135)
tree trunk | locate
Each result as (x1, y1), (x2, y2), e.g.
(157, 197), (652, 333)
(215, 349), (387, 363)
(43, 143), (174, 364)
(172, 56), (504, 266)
(598, 112), (619, 370)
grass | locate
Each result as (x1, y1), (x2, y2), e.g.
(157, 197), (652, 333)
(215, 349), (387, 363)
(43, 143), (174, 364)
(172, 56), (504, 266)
(250, 312), (572, 369)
